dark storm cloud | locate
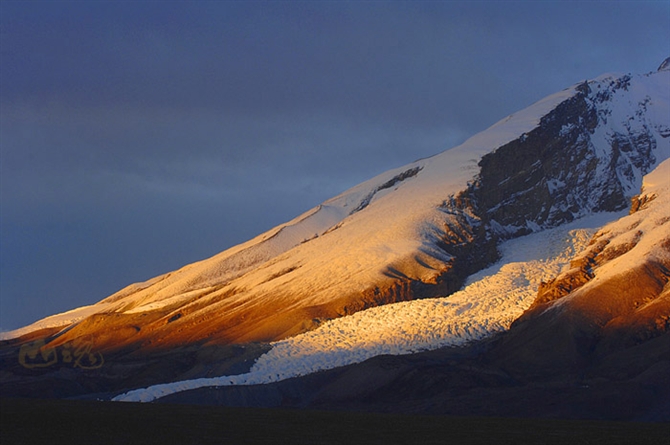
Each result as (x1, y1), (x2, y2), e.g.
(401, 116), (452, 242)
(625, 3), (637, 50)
(1, 1), (669, 330)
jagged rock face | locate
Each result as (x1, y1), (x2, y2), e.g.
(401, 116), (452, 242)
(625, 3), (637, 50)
(475, 88), (602, 234)
(461, 77), (663, 240)
(630, 189), (657, 214)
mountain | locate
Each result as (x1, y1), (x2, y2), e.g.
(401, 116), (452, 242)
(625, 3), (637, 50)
(1, 61), (668, 419)
(113, 157), (670, 420)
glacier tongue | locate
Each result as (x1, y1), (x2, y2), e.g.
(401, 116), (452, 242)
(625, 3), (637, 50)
(113, 210), (623, 402)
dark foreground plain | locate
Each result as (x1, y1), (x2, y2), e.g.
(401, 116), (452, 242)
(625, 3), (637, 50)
(2, 398), (669, 445)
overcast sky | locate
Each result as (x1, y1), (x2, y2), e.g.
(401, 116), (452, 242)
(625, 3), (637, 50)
(1, 1), (669, 331)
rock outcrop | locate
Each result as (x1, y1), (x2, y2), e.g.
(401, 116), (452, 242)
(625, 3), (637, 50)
(492, 159), (670, 380)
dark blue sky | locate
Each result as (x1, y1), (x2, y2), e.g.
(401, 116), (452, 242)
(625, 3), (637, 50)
(1, 1), (669, 331)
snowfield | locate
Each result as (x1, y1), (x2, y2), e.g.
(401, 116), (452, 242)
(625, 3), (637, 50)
(113, 210), (623, 402)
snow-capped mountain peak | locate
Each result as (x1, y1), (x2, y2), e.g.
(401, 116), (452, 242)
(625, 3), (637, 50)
(2, 67), (668, 363)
